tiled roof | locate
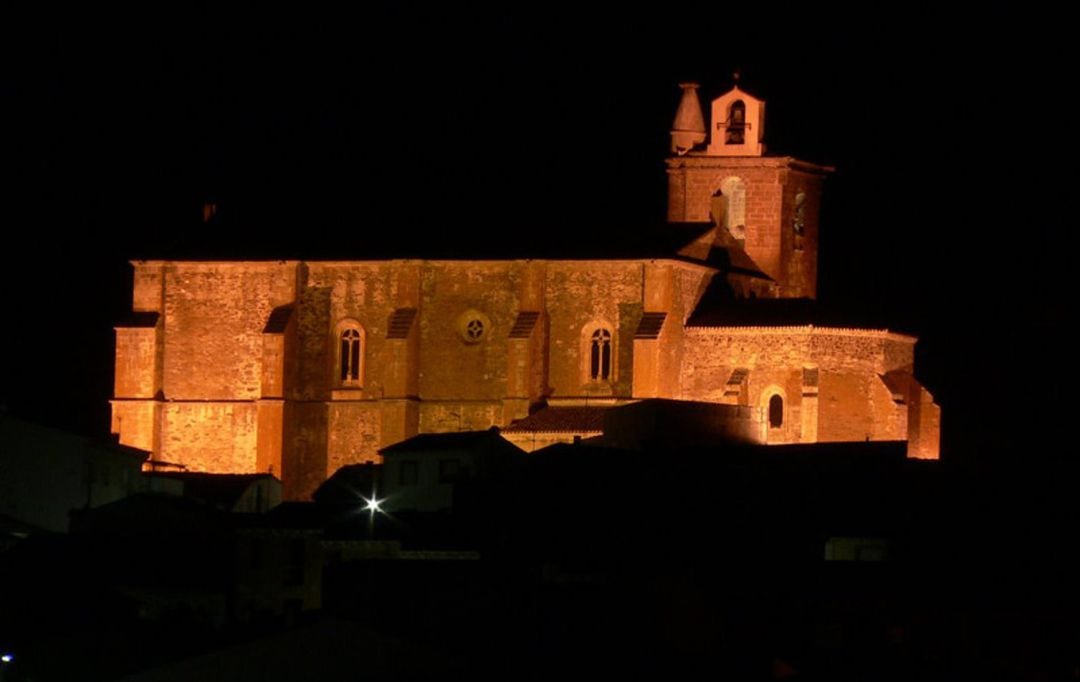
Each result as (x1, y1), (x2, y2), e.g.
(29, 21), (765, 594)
(263, 305), (293, 333)
(503, 406), (608, 434)
(386, 308), (417, 339)
(634, 312), (667, 339)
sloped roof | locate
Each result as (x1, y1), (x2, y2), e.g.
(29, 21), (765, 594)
(879, 370), (912, 403)
(709, 243), (771, 277)
(688, 287), (879, 328)
(313, 463), (379, 505)
(386, 308), (417, 338)
(503, 406), (608, 434)
(634, 312), (667, 339)
(71, 493), (229, 535)
(263, 304), (293, 333)
(671, 221), (773, 277)
(379, 429), (509, 455)
(509, 311), (540, 338)
(150, 472), (276, 509)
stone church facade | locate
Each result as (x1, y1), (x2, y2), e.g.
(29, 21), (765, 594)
(111, 84), (939, 499)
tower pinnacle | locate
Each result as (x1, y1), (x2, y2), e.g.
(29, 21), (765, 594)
(670, 82), (707, 156)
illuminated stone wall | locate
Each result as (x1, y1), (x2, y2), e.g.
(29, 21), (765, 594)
(108, 84), (943, 496)
(665, 156), (826, 298)
(112, 259), (940, 500)
(545, 261), (644, 399)
(160, 401), (259, 473)
(161, 263), (296, 400)
(681, 326), (938, 454)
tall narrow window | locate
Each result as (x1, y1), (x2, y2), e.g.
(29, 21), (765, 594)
(793, 191), (807, 251)
(793, 192), (807, 235)
(590, 328), (612, 381)
(340, 328), (362, 382)
(719, 176), (746, 241)
(726, 100), (746, 144)
(769, 394), (784, 428)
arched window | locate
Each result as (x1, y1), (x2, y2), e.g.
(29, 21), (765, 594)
(793, 191), (807, 235)
(339, 327), (363, 384)
(718, 176), (746, 241)
(793, 191), (807, 251)
(589, 328), (612, 381)
(726, 100), (746, 144)
(768, 394), (784, 428)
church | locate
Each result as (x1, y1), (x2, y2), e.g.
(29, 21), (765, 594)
(110, 83), (940, 500)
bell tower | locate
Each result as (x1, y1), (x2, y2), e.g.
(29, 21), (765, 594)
(705, 85), (766, 157)
(666, 81), (832, 299)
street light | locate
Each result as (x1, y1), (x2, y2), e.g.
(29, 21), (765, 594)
(362, 492), (384, 539)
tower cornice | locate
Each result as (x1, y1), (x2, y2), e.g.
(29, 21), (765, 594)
(665, 155), (834, 175)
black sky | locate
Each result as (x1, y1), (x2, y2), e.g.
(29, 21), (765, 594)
(2, 6), (1074, 463)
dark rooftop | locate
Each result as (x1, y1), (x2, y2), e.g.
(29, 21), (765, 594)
(379, 428), (509, 455)
(386, 308), (418, 339)
(503, 406), (608, 434)
(262, 304), (293, 333)
(149, 472), (276, 510)
(70, 493), (230, 535)
(508, 311), (540, 339)
(260, 501), (356, 530)
(634, 312), (667, 339)
(687, 290), (889, 328)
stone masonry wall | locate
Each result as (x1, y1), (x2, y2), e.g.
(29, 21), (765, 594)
(665, 157), (828, 297)
(114, 328), (159, 399)
(682, 327), (922, 445)
(115, 259), (938, 498)
(162, 263), (296, 401)
(160, 402), (258, 473)
(417, 261), (518, 401)
(545, 261), (644, 398)
(326, 402), (381, 475)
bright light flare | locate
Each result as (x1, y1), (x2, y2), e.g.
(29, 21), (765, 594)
(362, 496), (383, 513)
(1, 653), (13, 663)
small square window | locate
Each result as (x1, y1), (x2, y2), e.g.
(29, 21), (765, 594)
(399, 460), (418, 486)
(438, 458), (461, 483)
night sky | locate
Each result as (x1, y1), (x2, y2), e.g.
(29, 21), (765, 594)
(2, 6), (1074, 464)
